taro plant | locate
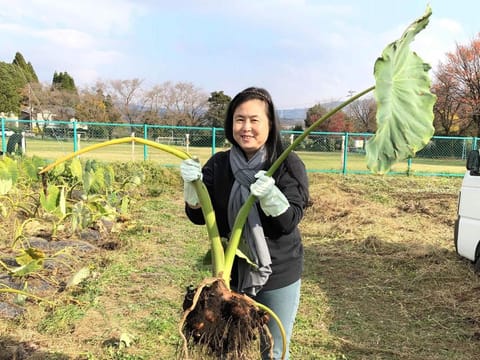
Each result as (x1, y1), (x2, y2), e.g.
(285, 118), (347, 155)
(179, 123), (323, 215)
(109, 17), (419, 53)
(38, 6), (436, 360)
(0, 246), (74, 305)
(181, 6), (436, 359)
(0, 156), (49, 245)
(38, 157), (133, 234)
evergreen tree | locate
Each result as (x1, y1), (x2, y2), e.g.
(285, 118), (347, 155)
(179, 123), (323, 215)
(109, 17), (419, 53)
(12, 52), (27, 69)
(201, 91), (231, 127)
(304, 103), (327, 130)
(0, 62), (24, 114)
(26, 62), (39, 83)
(52, 71), (77, 93)
(12, 52), (38, 83)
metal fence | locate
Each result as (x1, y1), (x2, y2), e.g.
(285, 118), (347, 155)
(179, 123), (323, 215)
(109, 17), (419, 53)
(1, 118), (476, 177)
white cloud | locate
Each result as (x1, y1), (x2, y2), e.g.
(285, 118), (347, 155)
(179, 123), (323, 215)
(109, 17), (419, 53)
(39, 29), (94, 49)
(412, 17), (468, 69)
(0, 0), (477, 109)
(0, 0), (145, 34)
(0, 0), (146, 85)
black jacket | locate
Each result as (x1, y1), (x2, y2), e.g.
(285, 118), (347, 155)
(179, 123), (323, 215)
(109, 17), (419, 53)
(185, 150), (309, 291)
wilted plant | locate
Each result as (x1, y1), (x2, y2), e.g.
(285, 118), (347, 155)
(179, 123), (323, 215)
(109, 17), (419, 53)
(0, 246), (75, 305)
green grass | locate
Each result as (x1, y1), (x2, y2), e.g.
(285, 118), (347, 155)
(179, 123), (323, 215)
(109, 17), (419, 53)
(13, 137), (467, 176)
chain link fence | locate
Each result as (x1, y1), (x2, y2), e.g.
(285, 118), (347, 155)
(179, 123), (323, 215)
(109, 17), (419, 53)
(1, 118), (476, 177)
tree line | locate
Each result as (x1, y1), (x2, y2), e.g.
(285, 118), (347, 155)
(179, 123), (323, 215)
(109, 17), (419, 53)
(0, 52), (232, 131)
(2, 33), (480, 136)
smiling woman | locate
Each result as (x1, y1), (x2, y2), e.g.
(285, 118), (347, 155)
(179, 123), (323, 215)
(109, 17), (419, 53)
(232, 99), (271, 160)
(182, 87), (310, 359)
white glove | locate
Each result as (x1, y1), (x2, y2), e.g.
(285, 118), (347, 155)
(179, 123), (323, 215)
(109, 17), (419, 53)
(250, 170), (289, 217)
(180, 159), (202, 206)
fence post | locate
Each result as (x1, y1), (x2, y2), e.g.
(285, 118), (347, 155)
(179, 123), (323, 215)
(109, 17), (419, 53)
(143, 124), (148, 161)
(211, 127), (217, 156)
(341, 132), (349, 175)
(131, 132), (135, 161)
(73, 121), (78, 152)
(21, 131), (26, 154)
(1, 117), (5, 156)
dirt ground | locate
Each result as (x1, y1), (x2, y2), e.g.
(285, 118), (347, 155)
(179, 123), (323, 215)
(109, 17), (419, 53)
(2, 172), (479, 360)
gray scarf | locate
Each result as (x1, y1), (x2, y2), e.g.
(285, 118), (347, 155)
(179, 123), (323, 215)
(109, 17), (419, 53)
(228, 145), (272, 296)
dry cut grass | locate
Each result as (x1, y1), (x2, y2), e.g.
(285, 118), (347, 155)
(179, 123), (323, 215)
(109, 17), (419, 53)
(295, 174), (480, 360)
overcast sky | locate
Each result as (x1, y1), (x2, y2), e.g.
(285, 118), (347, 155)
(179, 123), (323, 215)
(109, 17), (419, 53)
(0, 0), (478, 109)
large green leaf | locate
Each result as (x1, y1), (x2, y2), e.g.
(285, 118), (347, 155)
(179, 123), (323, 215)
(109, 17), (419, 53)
(15, 247), (45, 266)
(39, 184), (60, 212)
(12, 247), (45, 277)
(0, 178), (12, 195)
(0, 157), (17, 184)
(70, 157), (83, 181)
(4, 157), (19, 183)
(366, 5), (437, 174)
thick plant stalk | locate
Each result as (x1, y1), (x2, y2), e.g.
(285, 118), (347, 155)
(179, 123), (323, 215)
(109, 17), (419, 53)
(216, 89), (374, 360)
(39, 136), (281, 356)
(225, 5), (435, 274)
(192, 179), (225, 274)
(0, 287), (53, 305)
(222, 87), (375, 285)
(255, 301), (287, 360)
(39, 137), (191, 174)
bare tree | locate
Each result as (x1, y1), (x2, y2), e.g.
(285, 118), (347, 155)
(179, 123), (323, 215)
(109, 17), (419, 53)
(162, 81), (208, 126)
(347, 97), (377, 133)
(143, 81), (208, 126)
(108, 78), (145, 126)
(172, 82), (209, 126)
(48, 86), (79, 121)
(143, 83), (169, 125)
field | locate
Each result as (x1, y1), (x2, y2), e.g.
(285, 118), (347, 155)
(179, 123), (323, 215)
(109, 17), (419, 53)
(1, 166), (479, 360)
(10, 137), (467, 176)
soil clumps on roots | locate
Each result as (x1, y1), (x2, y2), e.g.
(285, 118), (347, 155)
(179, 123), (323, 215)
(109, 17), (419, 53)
(180, 279), (271, 359)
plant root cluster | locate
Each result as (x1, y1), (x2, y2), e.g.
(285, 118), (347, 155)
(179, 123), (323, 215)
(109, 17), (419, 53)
(180, 278), (270, 359)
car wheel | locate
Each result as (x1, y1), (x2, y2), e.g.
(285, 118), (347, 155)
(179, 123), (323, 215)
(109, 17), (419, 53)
(474, 244), (480, 273)
(474, 258), (480, 273)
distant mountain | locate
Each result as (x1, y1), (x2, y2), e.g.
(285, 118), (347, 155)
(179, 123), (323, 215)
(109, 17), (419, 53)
(277, 101), (342, 128)
(277, 108), (306, 128)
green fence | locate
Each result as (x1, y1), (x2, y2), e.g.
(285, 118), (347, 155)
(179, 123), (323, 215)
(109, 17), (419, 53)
(1, 118), (475, 177)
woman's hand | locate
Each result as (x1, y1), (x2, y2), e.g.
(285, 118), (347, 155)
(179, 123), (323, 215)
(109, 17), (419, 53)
(180, 159), (202, 207)
(250, 170), (289, 217)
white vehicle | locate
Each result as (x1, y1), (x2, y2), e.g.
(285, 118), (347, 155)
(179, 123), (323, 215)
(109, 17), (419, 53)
(455, 149), (480, 271)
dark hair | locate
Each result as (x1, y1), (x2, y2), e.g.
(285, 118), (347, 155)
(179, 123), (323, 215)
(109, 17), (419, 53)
(224, 86), (284, 166)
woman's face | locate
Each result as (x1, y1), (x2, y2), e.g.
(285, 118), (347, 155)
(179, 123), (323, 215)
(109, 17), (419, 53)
(232, 99), (270, 159)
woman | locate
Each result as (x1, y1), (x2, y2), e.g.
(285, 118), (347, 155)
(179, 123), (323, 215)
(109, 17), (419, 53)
(181, 86), (309, 359)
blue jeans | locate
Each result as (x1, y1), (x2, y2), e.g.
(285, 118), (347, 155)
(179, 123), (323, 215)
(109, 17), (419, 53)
(254, 279), (301, 360)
